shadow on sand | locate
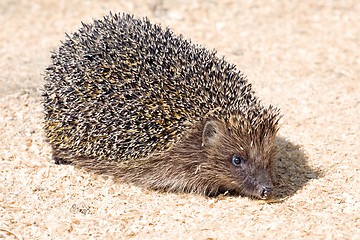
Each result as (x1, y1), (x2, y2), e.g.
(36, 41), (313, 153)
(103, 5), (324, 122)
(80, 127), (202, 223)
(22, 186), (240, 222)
(272, 136), (323, 200)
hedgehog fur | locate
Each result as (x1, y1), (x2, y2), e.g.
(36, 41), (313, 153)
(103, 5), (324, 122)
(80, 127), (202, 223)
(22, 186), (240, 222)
(43, 12), (281, 199)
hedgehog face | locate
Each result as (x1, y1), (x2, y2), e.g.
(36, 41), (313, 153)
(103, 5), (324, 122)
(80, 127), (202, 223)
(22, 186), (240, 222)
(201, 119), (277, 199)
(227, 153), (274, 199)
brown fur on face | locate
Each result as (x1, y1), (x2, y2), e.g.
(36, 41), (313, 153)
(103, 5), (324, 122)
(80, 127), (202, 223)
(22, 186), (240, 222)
(162, 116), (279, 198)
(201, 117), (278, 198)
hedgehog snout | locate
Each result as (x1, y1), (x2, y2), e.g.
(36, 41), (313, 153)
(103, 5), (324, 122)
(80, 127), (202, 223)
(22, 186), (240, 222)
(259, 186), (273, 199)
(253, 169), (273, 199)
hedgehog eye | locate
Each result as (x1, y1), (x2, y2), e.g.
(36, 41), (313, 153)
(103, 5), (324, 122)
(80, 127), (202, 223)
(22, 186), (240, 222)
(231, 155), (244, 166)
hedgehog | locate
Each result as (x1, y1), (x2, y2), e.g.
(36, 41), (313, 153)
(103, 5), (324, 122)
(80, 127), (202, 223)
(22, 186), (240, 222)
(43, 12), (281, 199)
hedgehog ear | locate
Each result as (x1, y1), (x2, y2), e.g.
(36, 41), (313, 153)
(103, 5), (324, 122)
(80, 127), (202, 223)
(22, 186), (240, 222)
(202, 121), (220, 147)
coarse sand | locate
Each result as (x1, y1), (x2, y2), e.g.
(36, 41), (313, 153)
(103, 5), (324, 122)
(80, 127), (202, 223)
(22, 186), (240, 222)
(1, 0), (359, 239)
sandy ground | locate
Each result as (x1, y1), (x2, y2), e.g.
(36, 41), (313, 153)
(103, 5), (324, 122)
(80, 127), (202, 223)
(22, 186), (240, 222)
(1, 0), (359, 239)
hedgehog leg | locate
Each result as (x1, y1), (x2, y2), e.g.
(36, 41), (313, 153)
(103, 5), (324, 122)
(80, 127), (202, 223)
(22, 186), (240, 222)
(51, 147), (76, 165)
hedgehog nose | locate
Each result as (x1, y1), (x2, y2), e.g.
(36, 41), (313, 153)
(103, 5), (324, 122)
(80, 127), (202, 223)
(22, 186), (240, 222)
(260, 186), (272, 199)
